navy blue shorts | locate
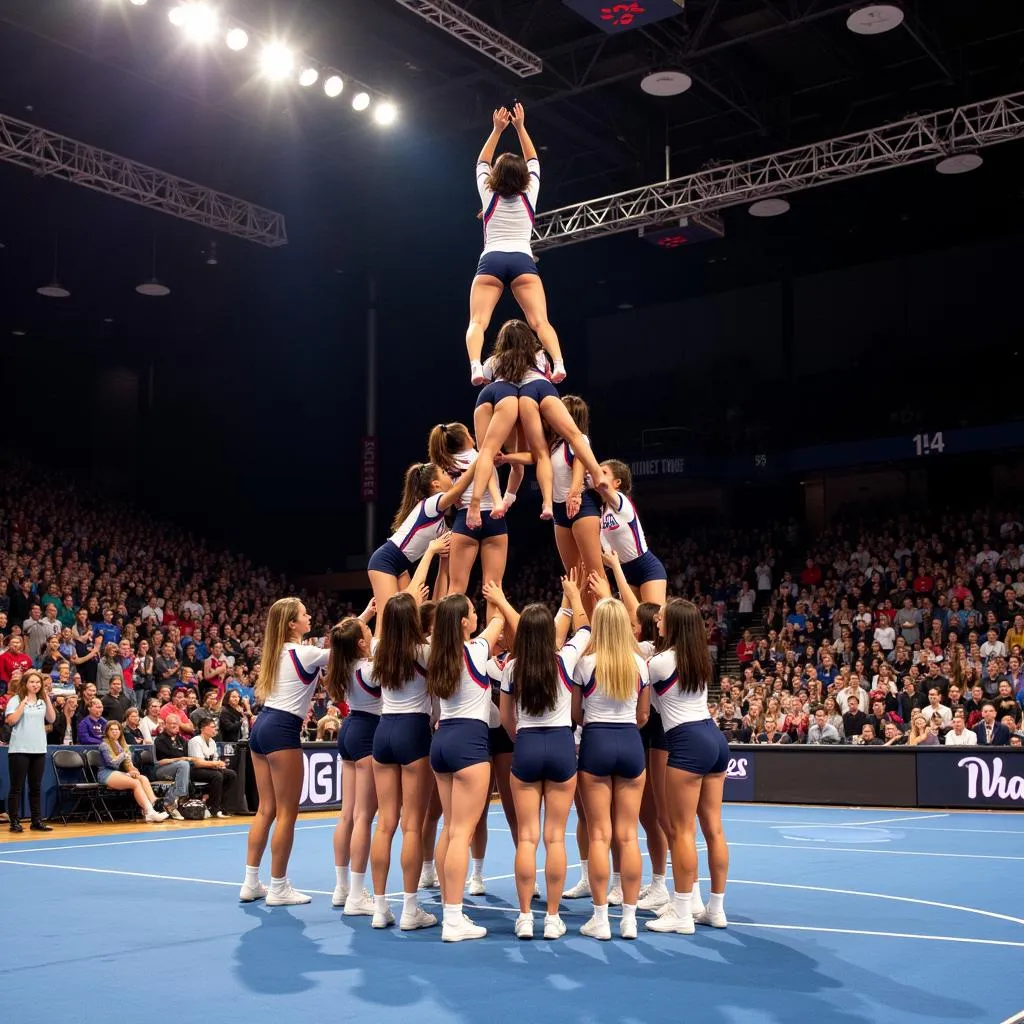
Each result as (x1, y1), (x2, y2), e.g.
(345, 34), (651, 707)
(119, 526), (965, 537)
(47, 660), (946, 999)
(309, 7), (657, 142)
(476, 381), (518, 409)
(452, 508), (508, 541)
(518, 379), (559, 404)
(640, 708), (667, 752)
(338, 710), (379, 762)
(665, 718), (731, 775)
(372, 713), (432, 766)
(489, 724), (514, 756)
(578, 723), (645, 779)
(552, 491), (601, 529)
(621, 550), (668, 588)
(367, 540), (415, 578)
(248, 707), (303, 756)
(476, 251), (538, 286)
(430, 718), (491, 774)
(511, 726), (577, 783)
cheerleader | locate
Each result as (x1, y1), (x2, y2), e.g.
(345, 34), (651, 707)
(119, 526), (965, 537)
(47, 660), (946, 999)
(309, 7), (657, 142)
(240, 598), (330, 906)
(500, 573), (589, 939)
(326, 599), (380, 917)
(596, 461), (668, 605)
(467, 103), (565, 387)
(645, 599), (730, 934)
(428, 423), (507, 620)
(426, 587), (507, 942)
(368, 589), (440, 932)
(367, 462), (472, 631)
(572, 597), (650, 940)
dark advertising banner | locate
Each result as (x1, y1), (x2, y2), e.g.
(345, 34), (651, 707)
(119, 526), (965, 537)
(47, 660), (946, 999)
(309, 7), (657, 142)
(300, 745), (344, 810)
(723, 752), (754, 802)
(917, 750), (1024, 810)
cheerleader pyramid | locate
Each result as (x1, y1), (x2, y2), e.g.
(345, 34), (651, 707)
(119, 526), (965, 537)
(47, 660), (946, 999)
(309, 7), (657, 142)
(239, 104), (730, 943)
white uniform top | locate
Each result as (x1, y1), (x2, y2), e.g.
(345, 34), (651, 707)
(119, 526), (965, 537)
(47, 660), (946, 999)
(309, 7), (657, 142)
(573, 650), (649, 725)
(637, 639), (656, 659)
(374, 642), (431, 715)
(552, 437), (593, 503)
(485, 653), (507, 728)
(387, 493), (447, 563)
(482, 349), (549, 386)
(501, 626), (590, 730)
(477, 157), (540, 257)
(347, 657), (382, 715)
(646, 650), (711, 732)
(264, 642), (331, 719)
(600, 491), (650, 565)
(439, 637), (493, 724)
(451, 448), (495, 512)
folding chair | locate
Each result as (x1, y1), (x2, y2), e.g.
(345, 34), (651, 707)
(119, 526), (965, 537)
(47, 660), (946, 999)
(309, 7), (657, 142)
(82, 748), (124, 822)
(51, 749), (105, 824)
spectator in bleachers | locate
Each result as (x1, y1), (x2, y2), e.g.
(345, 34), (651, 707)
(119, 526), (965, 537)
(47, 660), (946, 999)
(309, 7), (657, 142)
(138, 698), (163, 744)
(155, 642), (181, 688)
(919, 688), (952, 728)
(101, 676), (133, 723)
(202, 641), (229, 699)
(48, 693), (78, 745)
(151, 715), (190, 818)
(907, 711), (937, 746)
(158, 688), (195, 736)
(76, 698), (107, 745)
(218, 689), (252, 742)
(122, 707), (145, 744)
(190, 690), (221, 734)
(974, 701), (1011, 745)
(0, 635), (33, 692)
(96, 721), (168, 823)
(187, 717), (236, 818)
(944, 710), (977, 745)
(841, 695), (867, 740)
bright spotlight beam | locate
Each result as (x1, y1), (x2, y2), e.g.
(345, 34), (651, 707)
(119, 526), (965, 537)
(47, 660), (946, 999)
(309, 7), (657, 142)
(183, 4), (218, 43)
(225, 27), (248, 50)
(260, 42), (295, 81)
(374, 101), (397, 126)
(324, 75), (343, 98)
(352, 91), (370, 111)
(299, 67), (319, 87)
(168, 5), (187, 27)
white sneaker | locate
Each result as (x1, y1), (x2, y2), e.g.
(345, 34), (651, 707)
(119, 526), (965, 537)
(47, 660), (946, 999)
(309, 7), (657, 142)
(239, 881), (267, 903)
(693, 907), (728, 929)
(372, 907), (396, 929)
(343, 889), (377, 916)
(637, 883), (671, 912)
(468, 874), (486, 896)
(580, 914), (612, 941)
(543, 915), (566, 940)
(644, 905), (695, 934)
(620, 916), (638, 940)
(419, 864), (439, 889)
(400, 905), (438, 931)
(638, 883), (651, 899)
(514, 913), (534, 940)
(215, 811), (229, 819)
(266, 884), (312, 906)
(442, 913), (486, 942)
(332, 884), (350, 908)
(144, 809), (169, 823)
(203, 808), (212, 819)
(166, 805), (185, 821)
(562, 878), (591, 899)
(607, 885), (623, 906)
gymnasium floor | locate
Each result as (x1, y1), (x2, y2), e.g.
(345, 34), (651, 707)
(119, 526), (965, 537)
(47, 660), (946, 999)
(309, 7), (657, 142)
(2, 804), (1022, 1024)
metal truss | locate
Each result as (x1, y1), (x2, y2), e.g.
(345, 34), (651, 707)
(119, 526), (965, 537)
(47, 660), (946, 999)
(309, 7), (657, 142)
(533, 91), (1024, 251)
(0, 113), (288, 247)
(392, 0), (542, 77)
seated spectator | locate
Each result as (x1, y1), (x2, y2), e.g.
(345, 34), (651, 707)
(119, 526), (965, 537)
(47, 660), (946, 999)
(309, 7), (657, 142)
(0, 635), (33, 693)
(855, 723), (883, 746)
(95, 642), (123, 697)
(993, 681), (1022, 725)
(218, 689), (252, 742)
(190, 690), (222, 734)
(37, 635), (67, 675)
(836, 675), (869, 715)
(138, 698), (164, 744)
(867, 697), (902, 736)
(154, 642), (181, 689)
(302, 707), (319, 743)
(180, 638), (202, 677)
(101, 676), (133, 723)
(76, 698), (107, 744)
(48, 693), (79, 745)
(152, 716), (191, 819)
(159, 688), (196, 736)
(881, 721), (906, 746)
(806, 706), (841, 744)
(187, 717), (236, 818)
(132, 640), (155, 707)
(841, 696), (867, 740)
(944, 711), (977, 745)
(51, 662), (75, 696)
(907, 710), (938, 746)
(122, 706), (145, 745)
(974, 701), (1011, 745)
(756, 715), (789, 744)
(822, 695), (845, 740)
(919, 688), (952, 728)
(316, 706), (342, 742)
(96, 721), (168, 823)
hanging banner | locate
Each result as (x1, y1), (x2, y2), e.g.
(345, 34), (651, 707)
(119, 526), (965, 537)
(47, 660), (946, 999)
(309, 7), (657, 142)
(360, 436), (378, 502)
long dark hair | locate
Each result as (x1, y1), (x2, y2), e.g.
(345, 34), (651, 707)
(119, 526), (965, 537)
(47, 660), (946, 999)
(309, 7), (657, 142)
(372, 593), (425, 691)
(419, 600), (437, 637)
(391, 463), (439, 532)
(486, 153), (529, 197)
(662, 598), (712, 694)
(492, 319), (541, 385)
(510, 604), (559, 717)
(637, 602), (660, 646)
(427, 423), (472, 477)
(427, 594), (471, 701)
(323, 618), (364, 703)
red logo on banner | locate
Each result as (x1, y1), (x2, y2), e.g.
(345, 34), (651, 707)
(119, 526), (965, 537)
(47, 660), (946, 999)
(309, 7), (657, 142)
(600, 2), (645, 27)
(360, 437), (377, 502)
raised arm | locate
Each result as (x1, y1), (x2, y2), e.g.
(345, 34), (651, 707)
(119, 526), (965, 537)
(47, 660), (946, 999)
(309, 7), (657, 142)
(478, 108), (510, 165)
(510, 103), (537, 161)
(602, 550), (640, 625)
(437, 467), (477, 513)
(558, 571), (589, 648)
(482, 582), (519, 648)
(405, 535), (451, 599)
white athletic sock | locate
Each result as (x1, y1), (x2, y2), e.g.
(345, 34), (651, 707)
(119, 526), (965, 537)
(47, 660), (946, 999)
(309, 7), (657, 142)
(403, 892), (419, 917)
(443, 903), (463, 926)
(335, 865), (350, 887)
(374, 894), (388, 914)
(244, 865), (260, 886)
(672, 889), (691, 917)
(691, 881), (705, 913)
(143, 801), (154, 814)
(708, 892), (725, 915)
(652, 873), (666, 888)
(611, 872), (621, 889)
(270, 876), (288, 894)
(351, 871), (365, 894)
(621, 903), (637, 926)
(423, 859), (434, 872)
(593, 902), (609, 924)
(580, 861), (590, 883)
(472, 858), (484, 877)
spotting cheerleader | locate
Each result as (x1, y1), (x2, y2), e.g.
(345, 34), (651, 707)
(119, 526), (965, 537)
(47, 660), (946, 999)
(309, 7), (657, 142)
(467, 103), (565, 387)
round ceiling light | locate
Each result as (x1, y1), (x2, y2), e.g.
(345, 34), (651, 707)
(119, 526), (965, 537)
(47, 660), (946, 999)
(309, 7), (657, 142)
(935, 152), (983, 175)
(846, 4), (905, 35)
(748, 198), (791, 218)
(37, 283), (71, 298)
(641, 71), (692, 97)
(136, 280), (171, 297)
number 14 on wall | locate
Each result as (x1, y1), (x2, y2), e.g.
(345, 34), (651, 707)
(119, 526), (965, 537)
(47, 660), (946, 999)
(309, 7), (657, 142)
(913, 431), (945, 456)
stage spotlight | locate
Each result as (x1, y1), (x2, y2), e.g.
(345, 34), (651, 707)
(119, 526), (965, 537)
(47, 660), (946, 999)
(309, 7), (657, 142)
(260, 42), (294, 80)
(299, 67), (319, 87)
(324, 75), (343, 98)
(129, 0), (148, 6)
(183, 4), (218, 43)
(352, 91), (370, 111)
(374, 101), (397, 126)
(225, 27), (248, 50)
(168, 5), (187, 27)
